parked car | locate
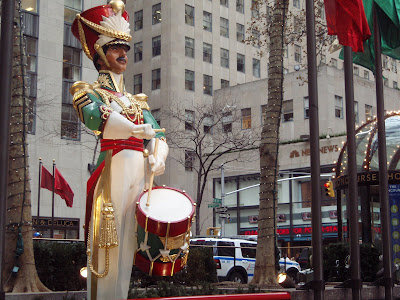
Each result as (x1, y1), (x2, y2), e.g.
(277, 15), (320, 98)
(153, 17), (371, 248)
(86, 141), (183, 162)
(190, 237), (300, 283)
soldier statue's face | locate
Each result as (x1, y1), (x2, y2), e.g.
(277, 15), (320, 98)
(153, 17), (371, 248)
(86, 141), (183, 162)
(99, 44), (129, 74)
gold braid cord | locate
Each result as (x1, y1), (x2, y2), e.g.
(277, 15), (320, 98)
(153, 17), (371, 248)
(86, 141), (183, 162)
(77, 14), (132, 42)
(77, 18), (93, 60)
(95, 88), (143, 123)
(87, 150), (119, 278)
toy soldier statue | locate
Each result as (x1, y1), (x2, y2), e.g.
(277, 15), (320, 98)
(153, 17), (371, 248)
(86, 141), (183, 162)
(69, 1), (168, 299)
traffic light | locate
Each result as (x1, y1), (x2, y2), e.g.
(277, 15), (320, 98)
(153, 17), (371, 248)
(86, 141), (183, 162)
(324, 181), (335, 198)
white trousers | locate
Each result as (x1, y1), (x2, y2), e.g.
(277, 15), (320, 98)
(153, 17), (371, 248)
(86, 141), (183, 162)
(88, 149), (145, 300)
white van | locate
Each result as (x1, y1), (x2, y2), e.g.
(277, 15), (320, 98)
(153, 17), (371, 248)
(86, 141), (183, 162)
(190, 237), (300, 283)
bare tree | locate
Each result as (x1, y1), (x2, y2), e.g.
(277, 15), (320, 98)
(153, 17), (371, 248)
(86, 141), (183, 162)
(165, 99), (260, 235)
(3, 3), (49, 293)
(243, 0), (328, 286)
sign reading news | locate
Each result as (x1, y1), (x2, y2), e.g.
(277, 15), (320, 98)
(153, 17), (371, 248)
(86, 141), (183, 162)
(389, 184), (400, 265)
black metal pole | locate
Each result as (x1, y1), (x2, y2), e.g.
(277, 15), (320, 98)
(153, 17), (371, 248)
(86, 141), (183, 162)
(51, 160), (55, 238)
(343, 46), (362, 300)
(305, 0), (324, 298)
(373, 6), (393, 300)
(0, 0), (15, 299)
(37, 158), (42, 219)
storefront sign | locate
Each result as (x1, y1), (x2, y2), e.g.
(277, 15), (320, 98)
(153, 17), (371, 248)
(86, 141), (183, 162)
(240, 225), (382, 236)
(289, 145), (339, 159)
(32, 217), (79, 227)
(389, 184), (400, 265)
(335, 171), (400, 189)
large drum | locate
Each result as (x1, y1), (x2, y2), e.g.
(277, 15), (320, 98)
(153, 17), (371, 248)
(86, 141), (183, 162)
(134, 186), (195, 276)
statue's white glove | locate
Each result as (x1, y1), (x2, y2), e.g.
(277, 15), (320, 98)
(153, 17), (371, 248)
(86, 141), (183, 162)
(147, 139), (168, 176)
(131, 124), (156, 140)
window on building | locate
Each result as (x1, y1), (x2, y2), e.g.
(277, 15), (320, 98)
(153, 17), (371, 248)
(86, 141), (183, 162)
(152, 68), (161, 90)
(261, 104), (267, 125)
(185, 69), (195, 91)
(294, 45), (301, 63)
(185, 37), (195, 58)
(152, 35), (161, 56)
(241, 108), (251, 129)
(364, 70), (369, 79)
(152, 3), (161, 25)
(64, 0), (82, 23)
(62, 46), (81, 140)
(282, 100), (293, 122)
(203, 11), (212, 32)
(293, 0), (300, 9)
(237, 23), (245, 42)
(22, 0), (38, 12)
(134, 74), (142, 94)
(203, 114), (213, 133)
(185, 110), (195, 131)
(253, 58), (260, 77)
(236, 0), (244, 13)
(383, 55), (388, 69)
(185, 4), (194, 26)
(237, 53), (245, 72)
(251, 0), (259, 18)
(203, 75), (213, 95)
(394, 81), (398, 89)
(222, 111), (233, 133)
(134, 42), (142, 62)
(203, 43), (212, 63)
(22, 5), (39, 134)
(354, 101), (359, 123)
(221, 79), (230, 88)
(134, 10), (143, 31)
(220, 0), (229, 7)
(221, 48), (229, 68)
(365, 104), (373, 121)
(152, 109), (161, 127)
(220, 17), (229, 38)
(251, 29), (260, 48)
(353, 66), (359, 76)
(293, 16), (301, 33)
(185, 150), (196, 171)
(304, 96), (309, 119)
(331, 58), (337, 67)
(392, 59), (397, 73)
(335, 95), (343, 118)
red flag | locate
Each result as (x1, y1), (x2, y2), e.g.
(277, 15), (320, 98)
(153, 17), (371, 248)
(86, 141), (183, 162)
(54, 168), (74, 208)
(40, 165), (53, 191)
(324, 0), (371, 52)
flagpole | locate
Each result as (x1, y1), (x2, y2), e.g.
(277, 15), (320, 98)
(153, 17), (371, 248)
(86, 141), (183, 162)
(343, 46), (362, 300)
(51, 159), (55, 238)
(305, 0), (324, 298)
(37, 158), (42, 221)
(373, 5), (393, 300)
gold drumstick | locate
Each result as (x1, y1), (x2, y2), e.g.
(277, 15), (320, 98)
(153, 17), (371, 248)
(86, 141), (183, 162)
(131, 128), (166, 135)
(146, 138), (159, 207)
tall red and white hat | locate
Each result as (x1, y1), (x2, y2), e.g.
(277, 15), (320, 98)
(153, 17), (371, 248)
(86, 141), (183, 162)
(71, 0), (131, 67)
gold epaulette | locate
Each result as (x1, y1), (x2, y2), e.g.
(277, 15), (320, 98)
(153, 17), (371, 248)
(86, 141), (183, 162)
(133, 93), (150, 110)
(70, 81), (95, 123)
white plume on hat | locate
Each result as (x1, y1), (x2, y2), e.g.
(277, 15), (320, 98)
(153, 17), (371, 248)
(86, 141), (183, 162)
(97, 10), (131, 47)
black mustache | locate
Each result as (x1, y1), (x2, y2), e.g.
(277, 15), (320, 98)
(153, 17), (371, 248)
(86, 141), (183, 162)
(117, 57), (126, 63)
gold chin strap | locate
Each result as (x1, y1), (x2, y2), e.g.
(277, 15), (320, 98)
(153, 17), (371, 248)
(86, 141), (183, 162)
(94, 43), (111, 68)
(76, 17), (93, 60)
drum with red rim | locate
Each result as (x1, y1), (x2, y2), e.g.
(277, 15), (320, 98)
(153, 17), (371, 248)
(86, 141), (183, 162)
(134, 186), (195, 276)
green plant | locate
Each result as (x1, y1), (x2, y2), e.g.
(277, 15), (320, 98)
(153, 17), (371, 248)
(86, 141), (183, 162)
(323, 242), (381, 282)
(34, 240), (87, 291)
